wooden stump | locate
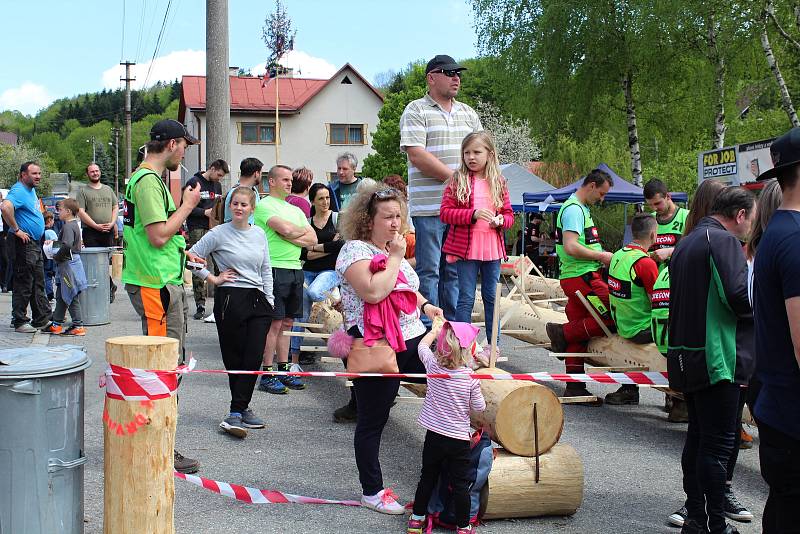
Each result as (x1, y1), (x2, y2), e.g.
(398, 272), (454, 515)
(307, 301), (344, 334)
(481, 444), (584, 519)
(104, 336), (179, 534)
(111, 252), (124, 280)
(470, 367), (563, 457)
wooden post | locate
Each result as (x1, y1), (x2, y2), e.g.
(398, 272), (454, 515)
(104, 336), (179, 534)
(574, 291), (613, 337)
(489, 282), (502, 368)
(111, 253), (123, 280)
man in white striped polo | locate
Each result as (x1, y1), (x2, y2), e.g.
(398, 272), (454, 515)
(399, 54), (482, 322)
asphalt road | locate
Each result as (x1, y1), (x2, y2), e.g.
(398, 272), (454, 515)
(25, 290), (767, 534)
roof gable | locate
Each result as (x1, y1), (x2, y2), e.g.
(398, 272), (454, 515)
(179, 63), (383, 121)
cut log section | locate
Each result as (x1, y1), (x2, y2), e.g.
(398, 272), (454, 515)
(481, 444), (584, 519)
(307, 301), (344, 334)
(470, 367), (563, 457)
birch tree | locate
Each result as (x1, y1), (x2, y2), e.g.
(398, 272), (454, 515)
(760, 1), (800, 127)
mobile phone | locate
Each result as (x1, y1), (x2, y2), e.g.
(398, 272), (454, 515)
(186, 261), (205, 271)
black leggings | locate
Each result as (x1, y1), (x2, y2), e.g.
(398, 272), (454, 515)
(412, 430), (472, 527)
(352, 329), (427, 496)
(214, 286), (272, 413)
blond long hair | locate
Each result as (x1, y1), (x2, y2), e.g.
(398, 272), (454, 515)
(450, 131), (505, 207)
(436, 327), (474, 370)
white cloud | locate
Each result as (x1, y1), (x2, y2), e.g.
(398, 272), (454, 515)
(0, 82), (54, 115)
(249, 50), (338, 79)
(101, 49), (207, 90)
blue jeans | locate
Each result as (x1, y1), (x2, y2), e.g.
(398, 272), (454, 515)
(454, 259), (501, 344)
(290, 270), (340, 353)
(412, 216), (458, 324)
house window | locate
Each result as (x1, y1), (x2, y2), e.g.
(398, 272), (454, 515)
(240, 122), (276, 144)
(327, 123), (366, 145)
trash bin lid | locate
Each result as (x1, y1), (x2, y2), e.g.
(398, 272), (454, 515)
(0, 345), (90, 378)
(81, 246), (111, 254)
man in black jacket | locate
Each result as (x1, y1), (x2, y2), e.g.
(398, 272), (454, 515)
(183, 159), (228, 319)
(668, 186), (755, 534)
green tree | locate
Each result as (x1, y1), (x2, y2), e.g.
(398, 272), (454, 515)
(0, 142), (54, 195)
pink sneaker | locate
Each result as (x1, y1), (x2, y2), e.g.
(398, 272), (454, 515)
(406, 515), (432, 534)
(456, 525), (477, 533)
(360, 488), (405, 515)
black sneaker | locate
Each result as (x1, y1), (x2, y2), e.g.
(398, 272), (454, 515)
(680, 519), (710, 534)
(724, 488), (753, 522)
(192, 307), (205, 320)
(174, 450), (199, 474)
(668, 505), (687, 527)
(333, 401), (357, 423)
(604, 384), (639, 405)
(219, 413), (248, 438)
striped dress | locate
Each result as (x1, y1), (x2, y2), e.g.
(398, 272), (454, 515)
(417, 344), (486, 441)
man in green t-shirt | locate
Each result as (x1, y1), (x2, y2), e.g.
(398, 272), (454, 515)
(643, 178), (689, 266)
(254, 165), (317, 394)
(121, 119), (201, 474)
(77, 162), (119, 301)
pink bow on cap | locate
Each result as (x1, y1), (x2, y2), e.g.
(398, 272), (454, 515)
(436, 321), (480, 355)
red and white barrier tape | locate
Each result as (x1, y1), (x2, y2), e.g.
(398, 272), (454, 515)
(174, 471), (362, 507)
(100, 359), (195, 401)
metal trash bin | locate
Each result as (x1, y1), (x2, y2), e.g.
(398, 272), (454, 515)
(78, 246), (111, 326)
(0, 345), (91, 534)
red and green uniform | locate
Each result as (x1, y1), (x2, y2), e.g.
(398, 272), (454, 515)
(650, 267), (670, 355)
(608, 246), (653, 339)
(555, 195), (602, 280)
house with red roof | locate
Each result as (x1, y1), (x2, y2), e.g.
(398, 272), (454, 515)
(179, 63), (383, 184)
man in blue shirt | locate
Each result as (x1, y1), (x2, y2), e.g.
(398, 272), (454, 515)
(753, 127), (800, 534)
(0, 162), (55, 333)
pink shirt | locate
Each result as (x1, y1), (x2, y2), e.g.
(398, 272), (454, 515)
(417, 344), (486, 441)
(467, 178), (505, 261)
(286, 195), (311, 217)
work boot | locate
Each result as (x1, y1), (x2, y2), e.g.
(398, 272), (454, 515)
(604, 384), (639, 405)
(668, 397), (690, 423)
(334, 399), (358, 423)
(174, 450), (199, 474)
(545, 322), (567, 353)
(193, 306), (205, 320)
(562, 383), (603, 406)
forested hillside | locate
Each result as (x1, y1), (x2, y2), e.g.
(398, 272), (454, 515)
(0, 81), (180, 190)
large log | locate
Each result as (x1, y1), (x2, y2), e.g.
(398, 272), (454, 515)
(470, 367), (563, 457)
(481, 444), (584, 519)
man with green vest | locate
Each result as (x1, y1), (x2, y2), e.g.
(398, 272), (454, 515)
(606, 213), (660, 405)
(644, 178), (689, 267)
(122, 119), (201, 474)
(545, 169), (615, 403)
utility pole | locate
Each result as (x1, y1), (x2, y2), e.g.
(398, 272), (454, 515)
(111, 127), (121, 198)
(206, 0), (232, 190)
(87, 136), (96, 161)
(275, 68), (280, 163)
(120, 61), (136, 184)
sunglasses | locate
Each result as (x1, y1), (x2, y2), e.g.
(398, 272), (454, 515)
(368, 188), (402, 210)
(431, 69), (462, 78)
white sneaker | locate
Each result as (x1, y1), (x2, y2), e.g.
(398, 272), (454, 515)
(360, 489), (406, 515)
(289, 363), (303, 373)
(203, 312), (216, 323)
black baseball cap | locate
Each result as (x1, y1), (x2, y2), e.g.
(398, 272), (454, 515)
(150, 119), (200, 145)
(757, 127), (800, 180)
(425, 54), (466, 75)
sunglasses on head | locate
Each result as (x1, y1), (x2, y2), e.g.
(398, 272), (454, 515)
(372, 188), (401, 201)
(431, 69), (462, 78)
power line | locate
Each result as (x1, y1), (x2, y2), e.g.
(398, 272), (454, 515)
(142, 0), (173, 89)
(135, 0), (147, 63)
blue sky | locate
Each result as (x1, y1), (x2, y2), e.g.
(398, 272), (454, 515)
(0, 0), (480, 116)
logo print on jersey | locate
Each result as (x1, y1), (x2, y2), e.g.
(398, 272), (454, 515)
(651, 289), (670, 308)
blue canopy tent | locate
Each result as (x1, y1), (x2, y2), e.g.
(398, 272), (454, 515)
(519, 163), (689, 269)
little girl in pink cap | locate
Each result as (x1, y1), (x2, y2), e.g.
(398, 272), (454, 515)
(407, 321), (487, 534)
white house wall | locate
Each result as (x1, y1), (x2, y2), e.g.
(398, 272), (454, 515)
(182, 68), (382, 187)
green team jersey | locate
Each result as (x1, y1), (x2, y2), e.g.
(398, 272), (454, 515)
(650, 267), (671, 355)
(608, 246), (652, 339)
(651, 207), (689, 270)
(121, 165), (186, 288)
(555, 195), (602, 279)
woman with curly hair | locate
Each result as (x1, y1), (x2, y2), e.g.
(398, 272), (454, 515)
(335, 182), (443, 514)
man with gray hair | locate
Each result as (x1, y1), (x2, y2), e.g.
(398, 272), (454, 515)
(400, 54), (482, 321)
(331, 152), (362, 211)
